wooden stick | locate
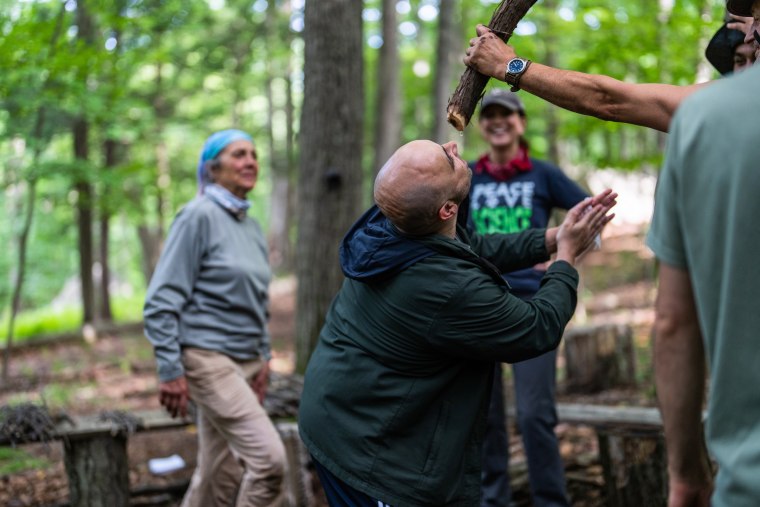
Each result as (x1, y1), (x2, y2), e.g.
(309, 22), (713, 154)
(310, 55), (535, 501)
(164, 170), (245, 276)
(446, 0), (538, 131)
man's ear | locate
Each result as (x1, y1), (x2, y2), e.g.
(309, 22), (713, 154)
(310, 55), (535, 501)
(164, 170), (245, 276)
(439, 200), (459, 221)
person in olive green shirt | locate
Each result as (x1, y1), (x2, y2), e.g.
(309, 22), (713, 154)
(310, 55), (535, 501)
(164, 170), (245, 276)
(647, 45), (760, 507)
(298, 140), (616, 507)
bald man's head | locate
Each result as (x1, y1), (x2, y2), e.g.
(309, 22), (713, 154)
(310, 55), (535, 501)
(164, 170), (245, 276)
(374, 140), (470, 236)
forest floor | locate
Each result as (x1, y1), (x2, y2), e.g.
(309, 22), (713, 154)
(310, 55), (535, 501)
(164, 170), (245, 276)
(0, 224), (658, 507)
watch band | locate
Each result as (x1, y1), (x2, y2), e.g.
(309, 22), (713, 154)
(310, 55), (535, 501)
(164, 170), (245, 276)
(510, 59), (531, 92)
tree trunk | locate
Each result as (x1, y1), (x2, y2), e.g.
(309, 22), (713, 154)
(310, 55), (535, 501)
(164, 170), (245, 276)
(432, 0), (458, 143)
(74, 1), (96, 327)
(98, 139), (117, 323)
(597, 426), (668, 507)
(563, 324), (637, 394)
(447, 0), (538, 131)
(98, 217), (111, 322)
(296, 0), (364, 373)
(2, 6), (64, 382)
(284, 51), (297, 273)
(373, 0), (401, 175)
(154, 135), (169, 237)
(269, 177), (291, 271)
(265, 0), (293, 273)
(3, 177), (36, 383)
(137, 225), (163, 283)
(134, 76), (170, 286)
(74, 119), (96, 327)
(64, 435), (130, 507)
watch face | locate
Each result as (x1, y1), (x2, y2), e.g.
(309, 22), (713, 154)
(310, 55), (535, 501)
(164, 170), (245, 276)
(508, 59), (526, 74)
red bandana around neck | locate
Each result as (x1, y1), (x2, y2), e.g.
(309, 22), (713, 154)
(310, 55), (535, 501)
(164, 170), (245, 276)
(474, 142), (533, 182)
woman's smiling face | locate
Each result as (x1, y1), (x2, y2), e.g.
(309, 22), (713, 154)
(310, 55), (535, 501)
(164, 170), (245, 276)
(212, 140), (258, 198)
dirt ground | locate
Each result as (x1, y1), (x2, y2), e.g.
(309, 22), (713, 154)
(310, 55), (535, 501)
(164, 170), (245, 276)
(0, 226), (658, 506)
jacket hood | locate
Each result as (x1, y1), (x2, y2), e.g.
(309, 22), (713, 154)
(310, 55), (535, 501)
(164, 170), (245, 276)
(339, 206), (436, 282)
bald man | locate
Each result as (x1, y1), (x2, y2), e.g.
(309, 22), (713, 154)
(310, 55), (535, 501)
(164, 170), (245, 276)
(298, 140), (616, 507)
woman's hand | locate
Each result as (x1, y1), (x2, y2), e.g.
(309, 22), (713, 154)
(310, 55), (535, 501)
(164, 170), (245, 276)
(556, 190), (617, 265)
(250, 360), (270, 404)
(159, 376), (189, 418)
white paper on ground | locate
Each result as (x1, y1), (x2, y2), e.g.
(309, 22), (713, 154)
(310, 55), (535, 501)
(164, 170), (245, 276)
(148, 454), (186, 475)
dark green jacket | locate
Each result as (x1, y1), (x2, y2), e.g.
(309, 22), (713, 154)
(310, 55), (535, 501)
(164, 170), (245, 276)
(299, 207), (578, 506)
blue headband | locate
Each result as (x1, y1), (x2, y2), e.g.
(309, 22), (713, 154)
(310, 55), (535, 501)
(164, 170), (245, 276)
(197, 129), (254, 192)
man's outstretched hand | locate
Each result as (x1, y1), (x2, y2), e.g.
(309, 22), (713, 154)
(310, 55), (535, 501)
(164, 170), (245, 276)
(555, 189), (617, 265)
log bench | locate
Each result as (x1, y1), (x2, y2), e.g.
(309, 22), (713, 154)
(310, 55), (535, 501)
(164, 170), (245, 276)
(2, 403), (695, 507)
(506, 403), (686, 507)
(558, 404), (667, 507)
(0, 409), (313, 507)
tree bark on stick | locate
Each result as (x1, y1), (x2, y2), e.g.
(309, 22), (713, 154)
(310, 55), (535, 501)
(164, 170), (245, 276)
(447, 0), (537, 131)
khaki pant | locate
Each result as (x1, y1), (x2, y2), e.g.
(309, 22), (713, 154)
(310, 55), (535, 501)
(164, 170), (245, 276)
(181, 347), (286, 507)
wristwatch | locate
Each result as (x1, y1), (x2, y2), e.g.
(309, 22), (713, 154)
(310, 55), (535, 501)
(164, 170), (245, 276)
(505, 57), (531, 92)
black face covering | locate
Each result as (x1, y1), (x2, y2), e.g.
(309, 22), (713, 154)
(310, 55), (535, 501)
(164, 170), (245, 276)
(754, 30), (760, 45)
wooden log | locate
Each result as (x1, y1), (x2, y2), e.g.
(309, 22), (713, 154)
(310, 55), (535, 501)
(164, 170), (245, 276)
(507, 403), (664, 428)
(446, 0), (538, 131)
(596, 426), (668, 507)
(277, 421), (317, 507)
(563, 324), (636, 394)
(64, 434), (130, 507)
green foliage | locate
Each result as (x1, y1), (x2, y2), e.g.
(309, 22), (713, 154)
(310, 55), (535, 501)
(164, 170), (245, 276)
(0, 306), (81, 345)
(0, 295), (145, 346)
(39, 383), (80, 408)
(6, 382), (99, 409)
(110, 294), (147, 324)
(0, 0), (733, 342)
(0, 447), (51, 475)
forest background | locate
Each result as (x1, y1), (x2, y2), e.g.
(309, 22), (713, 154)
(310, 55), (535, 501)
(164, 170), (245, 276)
(0, 0), (725, 376)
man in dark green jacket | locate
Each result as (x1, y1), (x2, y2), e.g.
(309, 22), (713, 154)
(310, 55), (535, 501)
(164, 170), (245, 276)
(299, 140), (616, 507)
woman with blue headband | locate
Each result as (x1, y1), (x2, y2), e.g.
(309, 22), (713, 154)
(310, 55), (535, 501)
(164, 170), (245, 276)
(144, 129), (286, 506)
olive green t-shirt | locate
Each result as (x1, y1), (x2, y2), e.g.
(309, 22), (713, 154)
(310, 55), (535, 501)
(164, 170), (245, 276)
(647, 63), (760, 507)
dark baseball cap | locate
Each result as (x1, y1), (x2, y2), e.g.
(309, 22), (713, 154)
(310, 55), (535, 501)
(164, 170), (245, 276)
(727, 0), (752, 17)
(705, 23), (747, 75)
(480, 89), (526, 117)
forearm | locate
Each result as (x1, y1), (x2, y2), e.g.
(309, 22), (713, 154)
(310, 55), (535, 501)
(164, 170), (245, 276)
(465, 26), (696, 133)
(144, 313), (185, 382)
(516, 64), (625, 121)
(144, 285), (188, 382)
(545, 227), (558, 255)
(143, 210), (205, 382)
(506, 64), (677, 132)
(432, 261), (577, 363)
(497, 261), (578, 363)
(472, 228), (549, 272)
(653, 266), (711, 484)
(654, 322), (710, 482)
